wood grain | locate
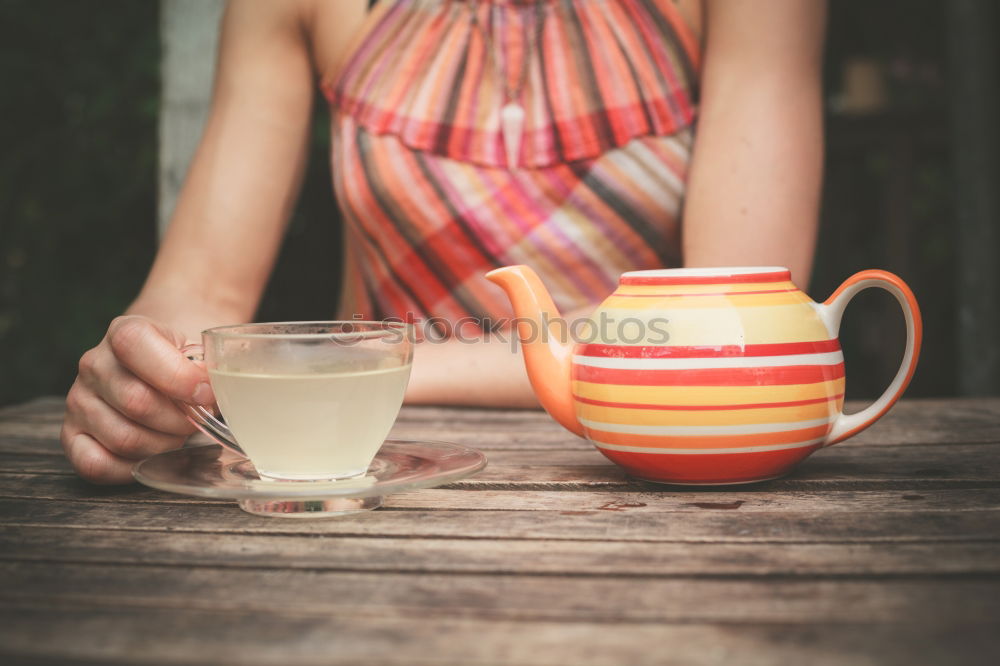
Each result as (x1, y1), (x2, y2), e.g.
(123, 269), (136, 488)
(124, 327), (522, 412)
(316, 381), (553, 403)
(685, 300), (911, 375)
(3, 562), (999, 624)
(2, 471), (999, 513)
(1, 605), (997, 666)
(2, 524), (999, 576)
(0, 397), (998, 666)
(2, 496), (1000, 543)
(2, 398), (998, 449)
(2, 443), (1000, 491)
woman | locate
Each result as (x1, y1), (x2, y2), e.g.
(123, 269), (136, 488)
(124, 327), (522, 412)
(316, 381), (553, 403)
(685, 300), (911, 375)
(62, 0), (827, 483)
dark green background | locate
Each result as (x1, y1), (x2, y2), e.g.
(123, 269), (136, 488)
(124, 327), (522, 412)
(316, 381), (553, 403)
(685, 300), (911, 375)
(0, 0), (983, 406)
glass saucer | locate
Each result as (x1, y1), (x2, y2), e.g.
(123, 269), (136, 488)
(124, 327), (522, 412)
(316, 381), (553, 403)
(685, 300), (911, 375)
(132, 440), (487, 518)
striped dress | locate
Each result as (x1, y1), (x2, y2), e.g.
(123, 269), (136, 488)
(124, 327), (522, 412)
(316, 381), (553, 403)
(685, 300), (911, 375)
(322, 0), (700, 329)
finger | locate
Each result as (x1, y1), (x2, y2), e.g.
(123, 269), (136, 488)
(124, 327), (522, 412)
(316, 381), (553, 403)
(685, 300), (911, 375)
(80, 350), (197, 436)
(60, 425), (136, 485)
(107, 316), (214, 405)
(73, 386), (188, 460)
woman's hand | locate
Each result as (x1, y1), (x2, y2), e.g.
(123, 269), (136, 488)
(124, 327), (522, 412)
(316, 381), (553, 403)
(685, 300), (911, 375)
(61, 316), (213, 484)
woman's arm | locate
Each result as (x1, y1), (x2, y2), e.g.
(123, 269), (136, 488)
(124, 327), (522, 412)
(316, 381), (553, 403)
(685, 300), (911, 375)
(405, 307), (591, 408)
(130, 0), (319, 335)
(406, 335), (538, 408)
(61, 0), (364, 483)
(682, 0), (827, 288)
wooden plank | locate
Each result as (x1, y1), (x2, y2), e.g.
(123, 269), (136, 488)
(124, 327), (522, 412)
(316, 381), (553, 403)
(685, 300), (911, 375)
(0, 438), (67, 456)
(0, 422), (64, 441)
(353, 443), (1000, 490)
(2, 441), (1000, 491)
(2, 398), (998, 449)
(1, 562), (998, 624)
(0, 455), (75, 473)
(2, 490), (1000, 542)
(2, 522), (999, 575)
(448, 445), (1000, 491)
(0, 473), (228, 504)
(0, 605), (996, 666)
(8, 440), (1000, 471)
(2, 472), (998, 514)
(390, 487), (1000, 512)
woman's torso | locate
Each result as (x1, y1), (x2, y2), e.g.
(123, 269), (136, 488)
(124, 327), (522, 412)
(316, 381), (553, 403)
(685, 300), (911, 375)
(311, 0), (703, 327)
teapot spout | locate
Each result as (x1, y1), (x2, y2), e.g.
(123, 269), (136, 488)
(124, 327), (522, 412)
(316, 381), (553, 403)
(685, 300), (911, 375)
(485, 265), (584, 438)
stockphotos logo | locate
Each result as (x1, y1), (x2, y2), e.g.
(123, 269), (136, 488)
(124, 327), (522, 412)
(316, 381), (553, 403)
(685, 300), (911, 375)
(333, 313), (670, 349)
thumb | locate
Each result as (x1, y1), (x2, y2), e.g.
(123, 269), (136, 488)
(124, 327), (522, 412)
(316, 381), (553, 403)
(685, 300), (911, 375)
(108, 316), (214, 405)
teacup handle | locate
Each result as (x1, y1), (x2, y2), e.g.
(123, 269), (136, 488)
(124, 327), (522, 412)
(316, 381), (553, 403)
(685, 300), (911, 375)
(177, 343), (247, 457)
(817, 270), (923, 446)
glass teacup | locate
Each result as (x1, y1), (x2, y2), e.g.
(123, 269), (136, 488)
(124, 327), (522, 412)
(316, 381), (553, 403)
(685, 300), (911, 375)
(179, 321), (413, 481)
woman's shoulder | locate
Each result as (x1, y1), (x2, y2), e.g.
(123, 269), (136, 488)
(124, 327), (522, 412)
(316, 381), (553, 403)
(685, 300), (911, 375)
(306, 0), (375, 82)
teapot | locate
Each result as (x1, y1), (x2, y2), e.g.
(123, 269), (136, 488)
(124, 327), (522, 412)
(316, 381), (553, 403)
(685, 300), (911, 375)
(486, 265), (921, 485)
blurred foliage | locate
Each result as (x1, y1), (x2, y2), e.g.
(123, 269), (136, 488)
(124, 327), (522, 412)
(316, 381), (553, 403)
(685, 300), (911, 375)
(817, 0), (956, 399)
(0, 0), (339, 407)
(0, 0), (970, 406)
(0, 0), (160, 406)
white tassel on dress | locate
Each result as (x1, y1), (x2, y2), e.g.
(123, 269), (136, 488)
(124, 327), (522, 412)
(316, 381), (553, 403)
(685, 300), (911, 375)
(501, 101), (525, 168)
(473, 0), (541, 169)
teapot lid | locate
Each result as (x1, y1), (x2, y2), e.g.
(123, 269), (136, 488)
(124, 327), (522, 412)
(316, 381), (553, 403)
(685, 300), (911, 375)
(620, 267), (791, 286)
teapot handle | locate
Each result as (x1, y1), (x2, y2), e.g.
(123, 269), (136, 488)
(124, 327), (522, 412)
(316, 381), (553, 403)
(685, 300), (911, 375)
(817, 270), (922, 446)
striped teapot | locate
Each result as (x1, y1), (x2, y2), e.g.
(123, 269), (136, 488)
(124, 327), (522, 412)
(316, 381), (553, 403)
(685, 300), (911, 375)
(486, 265), (922, 485)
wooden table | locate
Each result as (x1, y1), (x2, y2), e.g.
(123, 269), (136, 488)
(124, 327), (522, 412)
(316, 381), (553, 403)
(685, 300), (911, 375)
(1, 397), (999, 665)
